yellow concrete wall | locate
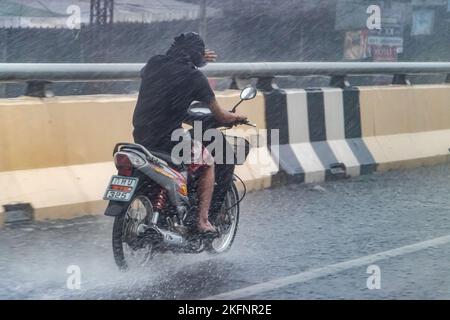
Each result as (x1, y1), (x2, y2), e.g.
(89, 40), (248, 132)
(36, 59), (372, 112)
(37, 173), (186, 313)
(216, 93), (278, 191)
(0, 91), (266, 173)
(359, 85), (450, 137)
(0, 95), (136, 172)
(0, 91), (269, 226)
(359, 85), (450, 171)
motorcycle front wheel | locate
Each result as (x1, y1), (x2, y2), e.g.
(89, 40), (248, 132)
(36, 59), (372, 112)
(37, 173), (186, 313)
(207, 183), (240, 254)
(112, 195), (155, 271)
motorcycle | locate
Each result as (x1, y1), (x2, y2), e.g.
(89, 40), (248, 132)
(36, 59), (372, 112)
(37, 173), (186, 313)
(103, 86), (258, 270)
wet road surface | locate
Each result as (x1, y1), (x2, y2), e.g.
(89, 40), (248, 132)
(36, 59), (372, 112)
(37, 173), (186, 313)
(2, 164), (450, 299)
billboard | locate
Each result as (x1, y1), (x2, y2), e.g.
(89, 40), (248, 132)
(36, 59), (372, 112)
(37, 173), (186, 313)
(335, 0), (410, 31)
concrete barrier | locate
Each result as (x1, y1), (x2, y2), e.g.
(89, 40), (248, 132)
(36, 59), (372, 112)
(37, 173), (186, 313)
(2, 84), (450, 227)
(264, 87), (376, 184)
(0, 91), (272, 227)
(263, 84), (450, 184)
(359, 85), (450, 171)
(217, 92), (279, 192)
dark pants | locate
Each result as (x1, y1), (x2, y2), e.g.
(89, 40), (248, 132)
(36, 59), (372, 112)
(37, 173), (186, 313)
(202, 129), (235, 216)
(210, 161), (235, 215)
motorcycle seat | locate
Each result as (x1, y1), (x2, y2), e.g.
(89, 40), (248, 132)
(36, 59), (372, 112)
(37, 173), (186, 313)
(150, 150), (185, 172)
(113, 143), (185, 172)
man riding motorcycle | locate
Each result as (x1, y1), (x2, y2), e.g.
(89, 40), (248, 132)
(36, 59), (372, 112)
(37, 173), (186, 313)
(132, 32), (247, 234)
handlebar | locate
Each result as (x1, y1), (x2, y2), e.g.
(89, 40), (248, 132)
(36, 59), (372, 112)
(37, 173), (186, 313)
(221, 119), (256, 130)
(234, 119), (256, 127)
(186, 110), (256, 129)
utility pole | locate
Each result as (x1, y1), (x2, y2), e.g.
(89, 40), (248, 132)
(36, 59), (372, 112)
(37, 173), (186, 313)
(199, 0), (207, 41)
(88, 0), (115, 91)
(90, 0), (114, 25)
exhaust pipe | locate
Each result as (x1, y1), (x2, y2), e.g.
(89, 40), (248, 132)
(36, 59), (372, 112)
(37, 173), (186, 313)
(139, 224), (186, 247)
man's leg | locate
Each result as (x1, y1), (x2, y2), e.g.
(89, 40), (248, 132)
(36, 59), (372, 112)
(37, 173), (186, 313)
(190, 140), (217, 232)
(193, 129), (236, 231)
(197, 163), (216, 232)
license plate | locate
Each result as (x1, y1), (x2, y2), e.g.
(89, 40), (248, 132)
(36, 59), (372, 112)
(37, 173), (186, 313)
(103, 176), (139, 202)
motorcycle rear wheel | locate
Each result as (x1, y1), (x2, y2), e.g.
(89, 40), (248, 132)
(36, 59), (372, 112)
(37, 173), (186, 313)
(112, 195), (155, 271)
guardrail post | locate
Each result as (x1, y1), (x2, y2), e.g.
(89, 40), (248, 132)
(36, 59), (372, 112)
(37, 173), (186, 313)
(256, 76), (277, 92)
(229, 77), (254, 90)
(392, 74), (411, 85)
(25, 80), (53, 98)
(229, 77), (239, 90)
(445, 74), (450, 83)
(329, 75), (350, 88)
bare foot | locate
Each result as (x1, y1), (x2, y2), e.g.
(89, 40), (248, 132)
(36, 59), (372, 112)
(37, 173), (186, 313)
(198, 219), (217, 233)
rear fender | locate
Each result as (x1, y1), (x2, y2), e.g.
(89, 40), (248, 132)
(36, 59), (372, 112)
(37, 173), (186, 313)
(104, 200), (128, 217)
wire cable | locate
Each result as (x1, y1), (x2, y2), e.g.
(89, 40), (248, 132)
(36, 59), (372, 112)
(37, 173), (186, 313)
(225, 173), (246, 211)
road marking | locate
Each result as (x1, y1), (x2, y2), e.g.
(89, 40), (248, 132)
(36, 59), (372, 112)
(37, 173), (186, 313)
(204, 234), (450, 300)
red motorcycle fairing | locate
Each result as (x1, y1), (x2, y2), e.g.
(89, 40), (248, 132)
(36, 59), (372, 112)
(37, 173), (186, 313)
(147, 162), (188, 197)
(137, 160), (190, 209)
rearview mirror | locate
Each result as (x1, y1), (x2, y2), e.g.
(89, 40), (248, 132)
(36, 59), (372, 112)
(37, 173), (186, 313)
(240, 86), (257, 100)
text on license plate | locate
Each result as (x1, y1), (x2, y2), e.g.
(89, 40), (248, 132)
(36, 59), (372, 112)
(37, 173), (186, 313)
(103, 176), (139, 202)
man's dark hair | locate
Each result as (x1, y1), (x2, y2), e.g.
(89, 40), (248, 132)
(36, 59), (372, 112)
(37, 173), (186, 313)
(167, 32), (207, 68)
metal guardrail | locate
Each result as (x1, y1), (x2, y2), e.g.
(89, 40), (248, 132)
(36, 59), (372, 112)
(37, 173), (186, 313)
(1, 62), (450, 96)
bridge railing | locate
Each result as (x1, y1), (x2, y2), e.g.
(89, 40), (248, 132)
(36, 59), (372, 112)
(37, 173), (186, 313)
(1, 62), (450, 97)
